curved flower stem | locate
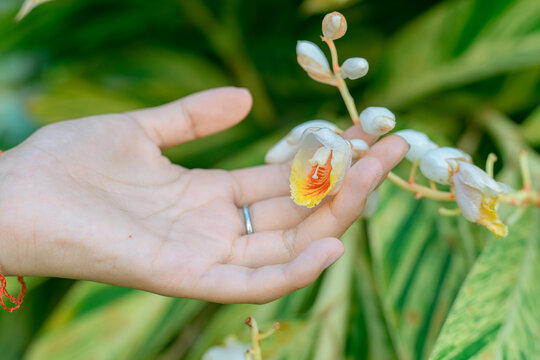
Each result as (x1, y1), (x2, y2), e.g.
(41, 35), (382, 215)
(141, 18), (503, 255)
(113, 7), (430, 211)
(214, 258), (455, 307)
(258, 322), (280, 341)
(408, 160), (419, 183)
(386, 172), (455, 202)
(486, 153), (497, 178)
(245, 317), (262, 360)
(322, 37), (359, 125)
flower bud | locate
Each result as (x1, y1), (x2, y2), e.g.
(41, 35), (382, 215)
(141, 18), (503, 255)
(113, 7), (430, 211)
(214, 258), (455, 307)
(322, 11), (347, 40)
(359, 107), (396, 136)
(340, 57), (369, 80)
(419, 147), (471, 185)
(348, 138), (369, 158)
(265, 120), (342, 164)
(395, 129), (438, 162)
(296, 41), (336, 85)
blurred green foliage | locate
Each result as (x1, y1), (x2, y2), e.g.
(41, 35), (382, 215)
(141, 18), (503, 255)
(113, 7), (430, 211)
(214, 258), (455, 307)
(1, 0), (539, 359)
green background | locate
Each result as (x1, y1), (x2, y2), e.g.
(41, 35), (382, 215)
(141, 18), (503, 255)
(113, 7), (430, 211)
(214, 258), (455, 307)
(0, 0), (539, 359)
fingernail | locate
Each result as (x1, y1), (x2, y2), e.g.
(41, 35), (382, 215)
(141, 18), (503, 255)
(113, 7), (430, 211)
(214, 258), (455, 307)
(369, 172), (383, 193)
(322, 250), (343, 270)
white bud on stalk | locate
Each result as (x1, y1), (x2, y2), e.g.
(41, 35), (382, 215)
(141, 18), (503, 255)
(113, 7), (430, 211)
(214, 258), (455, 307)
(395, 129), (438, 162)
(340, 57), (369, 80)
(296, 41), (335, 85)
(419, 147), (472, 185)
(359, 107), (396, 136)
(348, 138), (369, 158)
(265, 120), (342, 164)
(322, 11), (347, 40)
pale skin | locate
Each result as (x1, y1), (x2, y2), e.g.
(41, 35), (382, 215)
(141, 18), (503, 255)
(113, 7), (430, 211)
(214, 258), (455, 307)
(0, 87), (407, 304)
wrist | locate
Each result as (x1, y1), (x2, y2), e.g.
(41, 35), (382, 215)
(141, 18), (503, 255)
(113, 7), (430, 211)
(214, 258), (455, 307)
(0, 147), (31, 277)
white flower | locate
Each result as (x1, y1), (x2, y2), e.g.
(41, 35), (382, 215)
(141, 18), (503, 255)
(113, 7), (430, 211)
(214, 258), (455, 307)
(265, 120), (342, 164)
(349, 138), (370, 159)
(452, 161), (508, 237)
(202, 338), (251, 360)
(290, 128), (352, 207)
(419, 147), (471, 185)
(362, 189), (379, 218)
(322, 11), (347, 40)
(395, 129), (438, 162)
(359, 107), (396, 136)
(296, 41), (335, 85)
(340, 57), (369, 80)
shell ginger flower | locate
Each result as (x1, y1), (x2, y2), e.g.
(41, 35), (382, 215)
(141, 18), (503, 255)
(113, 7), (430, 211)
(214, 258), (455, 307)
(452, 161), (508, 238)
(265, 120), (342, 164)
(290, 127), (352, 208)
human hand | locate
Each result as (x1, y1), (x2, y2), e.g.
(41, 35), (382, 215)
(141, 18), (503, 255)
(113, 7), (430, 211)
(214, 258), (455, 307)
(0, 87), (407, 303)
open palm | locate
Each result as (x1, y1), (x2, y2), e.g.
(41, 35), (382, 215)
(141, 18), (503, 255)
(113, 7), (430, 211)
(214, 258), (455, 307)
(0, 87), (406, 303)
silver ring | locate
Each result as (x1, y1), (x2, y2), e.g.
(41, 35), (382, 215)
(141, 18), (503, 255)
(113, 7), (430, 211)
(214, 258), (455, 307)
(242, 205), (254, 235)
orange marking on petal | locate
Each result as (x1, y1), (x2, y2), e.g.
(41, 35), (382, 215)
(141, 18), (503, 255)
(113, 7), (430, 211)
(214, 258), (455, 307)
(303, 152), (333, 197)
(290, 149), (336, 207)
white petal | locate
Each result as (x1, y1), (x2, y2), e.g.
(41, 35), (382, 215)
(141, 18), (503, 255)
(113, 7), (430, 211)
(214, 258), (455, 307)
(288, 120), (342, 142)
(265, 138), (301, 164)
(419, 147), (471, 185)
(395, 129), (438, 162)
(454, 161), (503, 196)
(300, 128), (352, 195)
(453, 172), (482, 222)
(359, 107), (396, 136)
(362, 189), (379, 218)
(264, 120), (342, 164)
(340, 57), (369, 80)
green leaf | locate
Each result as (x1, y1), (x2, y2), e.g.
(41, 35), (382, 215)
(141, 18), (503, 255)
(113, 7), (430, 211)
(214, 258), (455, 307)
(16, 0), (51, 21)
(300, 0), (361, 15)
(25, 282), (204, 360)
(368, 181), (474, 360)
(311, 222), (357, 360)
(429, 209), (540, 360)
(371, 0), (540, 108)
(520, 105), (540, 146)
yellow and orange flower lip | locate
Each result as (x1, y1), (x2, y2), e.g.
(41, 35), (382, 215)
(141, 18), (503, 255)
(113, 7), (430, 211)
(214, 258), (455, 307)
(452, 161), (508, 238)
(289, 128), (352, 208)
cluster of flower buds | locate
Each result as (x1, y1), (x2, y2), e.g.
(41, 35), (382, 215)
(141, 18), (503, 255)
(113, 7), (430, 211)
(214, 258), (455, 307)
(296, 12), (369, 87)
(396, 130), (508, 237)
(274, 10), (517, 237)
(265, 11), (401, 214)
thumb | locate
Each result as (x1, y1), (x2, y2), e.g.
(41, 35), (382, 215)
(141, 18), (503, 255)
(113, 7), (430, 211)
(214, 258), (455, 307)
(128, 87), (252, 149)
